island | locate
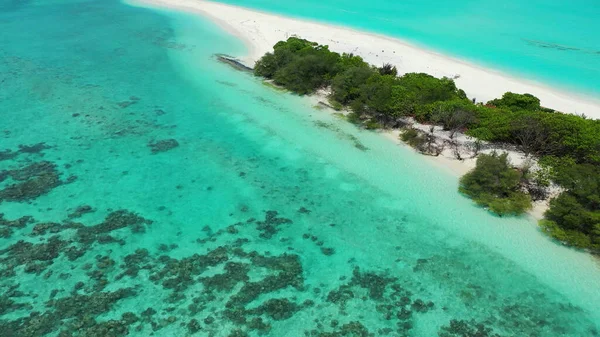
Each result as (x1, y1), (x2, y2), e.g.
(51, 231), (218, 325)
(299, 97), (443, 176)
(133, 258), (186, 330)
(250, 37), (600, 253)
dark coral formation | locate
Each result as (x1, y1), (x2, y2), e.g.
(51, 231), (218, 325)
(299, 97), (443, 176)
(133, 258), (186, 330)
(253, 298), (300, 320)
(75, 210), (152, 245)
(0, 236), (68, 276)
(0, 204), (597, 337)
(255, 210), (292, 239)
(17, 143), (50, 155)
(0, 208), (154, 336)
(320, 266), (441, 335)
(67, 205), (94, 219)
(0, 286), (32, 316)
(0, 160), (72, 203)
(306, 321), (372, 337)
(351, 267), (396, 300)
(117, 96), (139, 108)
(0, 150), (18, 162)
(2, 288), (136, 337)
(302, 232), (336, 256)
(0, 214), (33, 238)
(199, 261), (250, 292)
(148, 139), (179, 154)
(0, 143), (50, 163)
(438, 319), (502, 337)
(0, 210), (150, 279)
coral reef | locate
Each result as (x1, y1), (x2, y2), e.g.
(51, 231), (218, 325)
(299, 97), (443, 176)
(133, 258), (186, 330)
(0, 205), (596, 337)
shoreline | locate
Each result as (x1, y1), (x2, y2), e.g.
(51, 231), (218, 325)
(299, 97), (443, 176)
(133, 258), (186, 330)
(128, 0), (600, 118)
(128, 0), (563, 220)
(306, 91), (553, 221)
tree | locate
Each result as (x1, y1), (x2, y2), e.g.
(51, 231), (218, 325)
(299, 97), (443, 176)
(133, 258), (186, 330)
(273, 52), (340, 94)
(378, 63), (398, 76)
(338, 53), (369, 71)
(330, 66), (376, 105)
(459, 152), (532, 215)
(510, 114), (557, 156)
(466, 106), (520, 142)
(487, 92), (541, 111)
(352, 73), (396, 117)
(538, 113), (600, 164)
(254, 52), (278, 78)
(255, 40), (343, 94)
(397, 73), (467, 105)
(430, 100), (477, 139)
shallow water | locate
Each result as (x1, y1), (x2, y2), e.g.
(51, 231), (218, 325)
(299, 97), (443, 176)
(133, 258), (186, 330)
(217, 0), (600, 98)
(0, 0), (599, 336)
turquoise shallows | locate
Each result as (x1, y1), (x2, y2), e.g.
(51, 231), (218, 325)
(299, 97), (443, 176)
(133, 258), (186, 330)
(0, 0), (599, 336)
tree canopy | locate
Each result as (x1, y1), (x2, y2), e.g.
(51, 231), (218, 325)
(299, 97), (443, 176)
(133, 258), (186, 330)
(487, 92), (541, 111)
(459, 152), (532, 215)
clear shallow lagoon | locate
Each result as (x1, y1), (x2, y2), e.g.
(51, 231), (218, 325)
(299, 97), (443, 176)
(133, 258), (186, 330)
(218, 0), (600, 98)
(0, 0), (599, 336)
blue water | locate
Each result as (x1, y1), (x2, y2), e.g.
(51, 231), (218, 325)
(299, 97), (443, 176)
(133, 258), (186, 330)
(217, 0), (600, 97)
(1, 0), (600, 336)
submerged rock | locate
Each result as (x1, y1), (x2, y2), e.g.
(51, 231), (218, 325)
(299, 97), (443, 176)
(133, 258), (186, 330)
(0, 149), (17, 162)
(148, 139), (179, 154)
(321, 247), (335, 256)
(255, 210), (292, 239)
(67, 205), (94, 219)
(18, 142), (50, 154)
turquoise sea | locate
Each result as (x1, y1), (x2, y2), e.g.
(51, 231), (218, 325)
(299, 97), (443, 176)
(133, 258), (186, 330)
(219, 0), (600, 98)
(1, 0), (599, 336)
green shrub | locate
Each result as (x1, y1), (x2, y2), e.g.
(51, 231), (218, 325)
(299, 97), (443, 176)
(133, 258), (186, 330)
(400, 128), (425, 149)
(365, 119), (383, 130)
(539, 220), (596, 250)
(487, 92), (541, 111)
(459, 152), (532, 215)
(328, 100), (344, 111)
(346, 112), (362, 125)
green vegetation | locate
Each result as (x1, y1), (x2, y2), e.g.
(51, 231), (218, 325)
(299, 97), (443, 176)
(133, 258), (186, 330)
(262, 80), (287, 92)
(254, 37), (600, 253)
(540, 163), (600, 250)
(459, 152), (531, 215)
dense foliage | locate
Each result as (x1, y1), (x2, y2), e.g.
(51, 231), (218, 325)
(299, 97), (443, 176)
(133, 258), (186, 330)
(540, 163), (600, 250)
(254, 38), (600, 252)
(459, 152), (532, 215)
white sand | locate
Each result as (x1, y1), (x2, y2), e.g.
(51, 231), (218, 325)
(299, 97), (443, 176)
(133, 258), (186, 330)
(308, 90), (555, 220)
(129, 0), (600, 118)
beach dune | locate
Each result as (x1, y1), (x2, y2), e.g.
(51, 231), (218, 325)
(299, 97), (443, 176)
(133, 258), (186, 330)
(130, 0), (600, 118)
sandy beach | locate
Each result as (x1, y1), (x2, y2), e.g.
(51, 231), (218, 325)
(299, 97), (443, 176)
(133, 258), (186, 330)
(130, 0), (600, 118)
